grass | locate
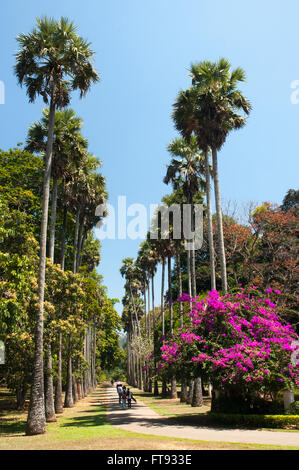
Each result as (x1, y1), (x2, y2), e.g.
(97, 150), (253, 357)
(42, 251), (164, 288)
(0, 385), (298, 450)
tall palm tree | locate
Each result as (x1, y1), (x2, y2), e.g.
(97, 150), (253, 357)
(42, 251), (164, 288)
(166, 238), (178, 398)
(15, 16), (99, 435)
(146, 238), (160, 396)
(26, 109), (88, 419)
(204, 150), (216, 290)
(173, 58), (251, 294)
(66, 154), (106, 275)
(136, 245), (149, 337)
(120, 258), (143, 334)
(63, 157), (106, 408)
(120, 258), (144, 389)
(26, 108), (88, 262)
(164, 136), (206, 298)
(135, 241), (158, 393)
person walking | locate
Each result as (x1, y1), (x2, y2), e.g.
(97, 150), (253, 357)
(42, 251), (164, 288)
(122, 386), (127, 410)
(116, 383), (122, 404)
(127, 389), (136, 408)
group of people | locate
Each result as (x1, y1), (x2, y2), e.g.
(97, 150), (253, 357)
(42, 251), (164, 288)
(115, 382), (136, 409)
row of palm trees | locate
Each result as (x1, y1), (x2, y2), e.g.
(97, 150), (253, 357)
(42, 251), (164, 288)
(121, 58), (251, 401)
(14, 16), (103, 435)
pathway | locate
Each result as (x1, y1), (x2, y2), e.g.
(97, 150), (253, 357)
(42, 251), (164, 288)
(105, 386), (299, 448)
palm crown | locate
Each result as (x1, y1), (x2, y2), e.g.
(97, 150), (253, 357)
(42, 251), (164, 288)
(173, 58), (251, 151)
(15, 16), (99, 107)
(25, 108), (88, 179)
(164, 135), (205, 201)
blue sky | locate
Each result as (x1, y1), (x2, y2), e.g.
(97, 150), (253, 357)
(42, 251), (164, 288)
(1, 0), (299, 314)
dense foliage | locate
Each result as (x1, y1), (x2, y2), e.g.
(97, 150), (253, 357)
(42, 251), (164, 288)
(158, 288), (299, 412)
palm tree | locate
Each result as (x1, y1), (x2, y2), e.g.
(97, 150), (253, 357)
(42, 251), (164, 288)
(204, 150), (216, 290)
(132, 242), (158, 393)
(26, 109), (88, 419)
(120, 258), (144, 389)
(120, 258), (143, 333)
(146, 239), (161, 396)
(136, 246), (149, 338)
(15, 16), (99, 435)
(164, 136), (206, 298)
(137, 242), (155, 392)
(65, 154), (106, 275)
(173, 58), (251, 294)
(166, 239), (178, 398)
(63, 156), (106, 407)
(122, 295), (144, 387)
(26, 108), (88, 263)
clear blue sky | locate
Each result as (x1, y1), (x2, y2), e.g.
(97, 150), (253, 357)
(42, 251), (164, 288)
(1, 1), (299, 314)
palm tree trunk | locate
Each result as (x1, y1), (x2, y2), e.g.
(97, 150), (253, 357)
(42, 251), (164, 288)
(143, 365), (147, 392)
(92, 323), (97, 388)
(171, 376), (177, 399)
(152, 274), (158, 396)
(55, 332), (63, 414)
(132, 351), (137, 388)
(16, 383), (28, 410)
(187, 249), (192, 297)
(138, 358), (143, 390)
(212, 147), (227, 294)
(176, 249), (183, 328)
(204, 151), (216, 290)
(60, 206), (67, 271)
(186, 380), (194, 405)
(72, 375), (78, 404)
(55, 209), (66, 415)
(126, 332), (130, 384)
(147, 283), (151, 338)
(144, 279), (147, 336)
(84, 330), (90, 394)
(73, 209), (80, 274)
(161, 259), (165, 336)
(187, 248), (192, 313)
(191, 376), (203, 407)
(180, 380), (188, 403)
(168, 256), (173, 334)
(26, 97), (56, 436)
(191, 242), (196, 297)
(64, 335), (73, 408)
(45, 177), (58, 424)
(161, 260), (166, 398)
(168, 255), (177, 398)
(162, 380), (167, 398)
(49, 175), (58, 262)
(152, 274), (155, 332)
(76, 219), (85, 273)
(45, 343), (56, 422)
(77, 381), (82, 400)
(129, 281), (140, 335)
(65, 210), (79, 407)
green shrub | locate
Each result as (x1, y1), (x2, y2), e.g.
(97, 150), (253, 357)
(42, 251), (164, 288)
(285, 401), (299, 415)
(206, 412), (299, 429)
(211, 393), (285, 415)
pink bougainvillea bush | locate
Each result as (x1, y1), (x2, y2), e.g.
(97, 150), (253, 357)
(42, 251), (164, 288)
(158, 287), (299, 412)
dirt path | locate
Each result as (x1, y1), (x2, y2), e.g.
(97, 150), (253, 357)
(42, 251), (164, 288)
(105, 386), (299, 448)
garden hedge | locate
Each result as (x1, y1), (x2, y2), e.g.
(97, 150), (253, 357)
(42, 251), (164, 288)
(169, 411), (299, 429)
(203, 413), (299, 429)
